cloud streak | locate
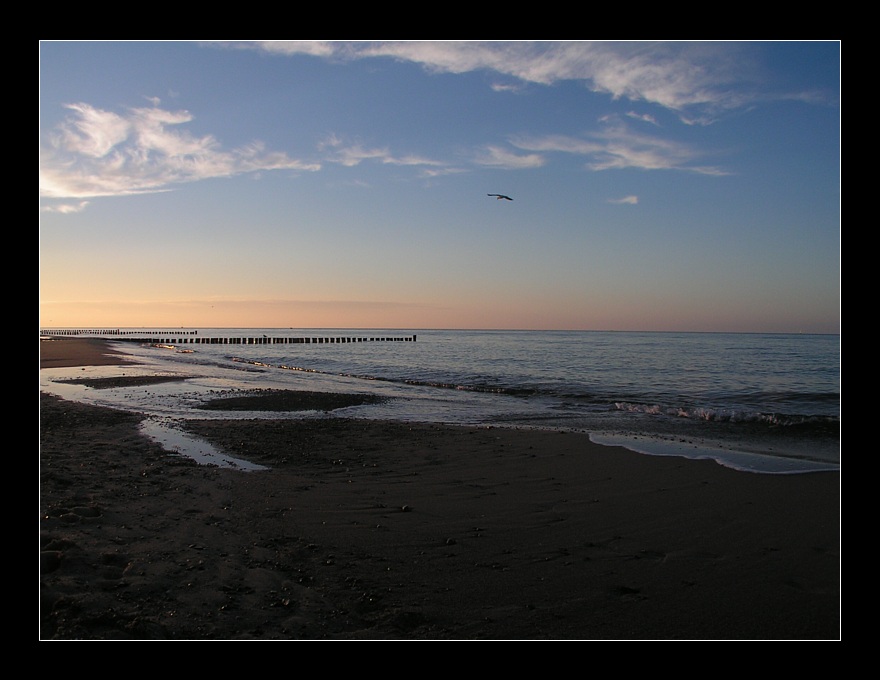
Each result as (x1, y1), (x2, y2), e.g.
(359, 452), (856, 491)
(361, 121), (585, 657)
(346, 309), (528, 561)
(318, 134), (450, 171)
(41, 200), (90, 214)
(473, 145), (545, 170)
(510, 120), (729, 175)
(235, 40), (775, 124)
(609, 195), (639, 205)
(40, 102), (320, 200)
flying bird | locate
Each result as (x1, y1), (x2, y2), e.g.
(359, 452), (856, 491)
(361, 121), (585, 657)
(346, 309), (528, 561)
(488, 193), (513, 201)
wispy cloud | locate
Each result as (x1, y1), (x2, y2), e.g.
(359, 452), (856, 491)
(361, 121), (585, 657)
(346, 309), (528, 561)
(41, 200), (90, 214)
(318, 134), (449, 170)
(473, 145), (545, 170)
(320, 133), (532, 174)
(626, 111), (659, 125)
(232, 40), (785, 124)
(609, 195), (639, 204)
(490, 82), (525, 94)
(40, 102), (320, 200)
(510, 120), (728, 175)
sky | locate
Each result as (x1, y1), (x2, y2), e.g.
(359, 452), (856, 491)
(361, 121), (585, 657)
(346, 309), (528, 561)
(39, 41), (840, 333)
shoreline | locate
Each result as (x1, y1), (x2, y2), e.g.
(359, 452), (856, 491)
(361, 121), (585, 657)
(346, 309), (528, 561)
(40, 337), (840, 639)
(39, 336), (136, 369)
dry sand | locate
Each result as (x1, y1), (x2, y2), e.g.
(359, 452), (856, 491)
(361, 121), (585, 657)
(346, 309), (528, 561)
(39, 338), (840, 639)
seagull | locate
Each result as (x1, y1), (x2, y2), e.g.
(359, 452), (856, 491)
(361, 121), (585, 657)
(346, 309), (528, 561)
(488, 193), (513, 201)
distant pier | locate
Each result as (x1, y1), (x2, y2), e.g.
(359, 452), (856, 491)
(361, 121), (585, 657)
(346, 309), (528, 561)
(39, 329), (416, 344)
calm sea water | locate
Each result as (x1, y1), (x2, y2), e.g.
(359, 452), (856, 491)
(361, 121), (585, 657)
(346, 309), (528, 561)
(40, 329), (840, 474)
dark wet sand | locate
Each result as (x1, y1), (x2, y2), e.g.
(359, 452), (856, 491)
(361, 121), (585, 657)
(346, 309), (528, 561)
(39, 338), (840, 639)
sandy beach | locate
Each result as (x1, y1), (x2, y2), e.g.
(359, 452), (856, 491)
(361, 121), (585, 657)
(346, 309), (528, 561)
(39, 338), (840, 640)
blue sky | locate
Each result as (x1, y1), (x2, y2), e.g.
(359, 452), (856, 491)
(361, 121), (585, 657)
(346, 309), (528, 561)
(39, 41), (840, 332)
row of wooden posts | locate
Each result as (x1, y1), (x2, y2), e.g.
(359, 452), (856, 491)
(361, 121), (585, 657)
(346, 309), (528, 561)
(40, 329), (201, 336)
(40, 330), (416, 344)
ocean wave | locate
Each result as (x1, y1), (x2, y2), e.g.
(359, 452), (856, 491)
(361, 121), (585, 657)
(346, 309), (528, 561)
(613, 401), (839, 430)
(222, 354), (839, 426)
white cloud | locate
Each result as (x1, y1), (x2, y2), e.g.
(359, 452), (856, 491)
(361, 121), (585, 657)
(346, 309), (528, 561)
(609, 195), (639, 204)
(510, 121), (728, 175)
(319, 137), (389, 167)
(474, 145), (545, 170)
(41, 200), (90, 214)
(234, 41), (340, 58)
(318, 134), (450, 170)
(508, 134), (605, 156)
(52, 103), (131, 158)
(626, 111), (659, 125)
(237, 40), (773, 124)
(40, 102), (320, 200)
(490, 82), (524, 94)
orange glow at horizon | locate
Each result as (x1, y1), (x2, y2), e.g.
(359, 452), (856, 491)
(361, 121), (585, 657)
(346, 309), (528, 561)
(38, 295), (840, 334)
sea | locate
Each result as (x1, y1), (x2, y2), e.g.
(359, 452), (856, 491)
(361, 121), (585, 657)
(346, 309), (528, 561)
(39, 328), (840, 475)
